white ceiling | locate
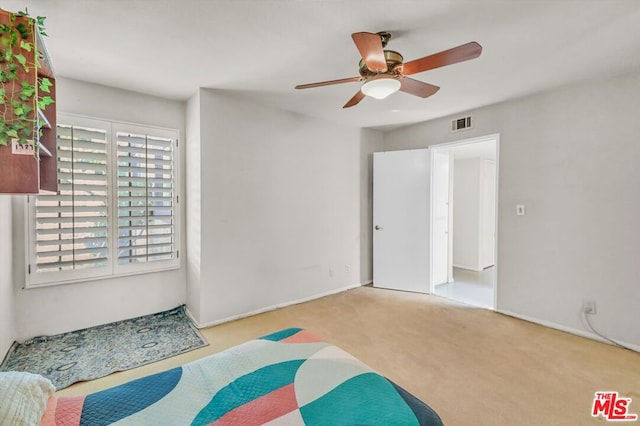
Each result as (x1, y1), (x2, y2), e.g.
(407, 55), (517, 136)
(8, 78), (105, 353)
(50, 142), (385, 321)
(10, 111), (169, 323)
(7, 0), (640, 131)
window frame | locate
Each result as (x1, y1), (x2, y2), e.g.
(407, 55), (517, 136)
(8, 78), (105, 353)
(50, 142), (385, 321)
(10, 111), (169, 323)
(26, 113), (180, 288)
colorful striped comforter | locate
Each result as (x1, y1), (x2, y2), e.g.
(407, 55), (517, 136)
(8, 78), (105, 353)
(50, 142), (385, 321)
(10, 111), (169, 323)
(42, 328), (442, 425)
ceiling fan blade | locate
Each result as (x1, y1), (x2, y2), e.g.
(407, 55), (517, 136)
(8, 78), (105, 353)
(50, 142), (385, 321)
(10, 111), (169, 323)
(295, 76), (362, 90)
(402, 41), (482, 76)
(400, 78), (440, 98)
(352, 32), (388, 73)
(343, 90), (365, 108)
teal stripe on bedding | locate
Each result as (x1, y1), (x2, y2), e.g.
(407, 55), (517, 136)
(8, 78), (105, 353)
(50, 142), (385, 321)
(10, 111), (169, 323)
(259, 328), (303, 341)
(191, 359), (304, 425)
(80, 367), (182, 426)
(300, 372), (420, 426)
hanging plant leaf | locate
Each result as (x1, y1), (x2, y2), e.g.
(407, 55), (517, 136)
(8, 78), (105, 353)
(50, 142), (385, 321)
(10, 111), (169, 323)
(14, 104), (32, 119)
(6, 62), (19, 80)
(38, 95), (54, 109)
(36, 16), (47, 36)
(19, 40), (31, 51)
(14, 53), (29, 71)
(19, 81), (35, 100)
(15, 22), (29, 39)
(39, 77), (52, 93)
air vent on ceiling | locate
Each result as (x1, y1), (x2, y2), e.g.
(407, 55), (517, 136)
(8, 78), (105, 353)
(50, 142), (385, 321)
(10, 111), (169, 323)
(451, 115), (473, 132)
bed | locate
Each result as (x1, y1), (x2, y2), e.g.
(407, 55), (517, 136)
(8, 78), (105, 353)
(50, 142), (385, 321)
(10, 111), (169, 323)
(15, 328), (443, 425)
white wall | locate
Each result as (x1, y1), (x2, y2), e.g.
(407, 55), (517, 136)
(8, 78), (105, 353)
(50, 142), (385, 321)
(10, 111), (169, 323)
(12, 78), (187, 340)
(453, 158), (481, 270)
(187, 89), (375, 326)
(384, 72), (640, 347)
(0, 196), (14, 358)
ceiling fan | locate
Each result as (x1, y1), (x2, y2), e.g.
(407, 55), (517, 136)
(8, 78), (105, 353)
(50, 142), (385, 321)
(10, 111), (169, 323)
(295, 31), (482, 108)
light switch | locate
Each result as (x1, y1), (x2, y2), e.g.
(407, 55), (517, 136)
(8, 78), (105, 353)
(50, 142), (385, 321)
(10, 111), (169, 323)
(516, 204), (525, 216)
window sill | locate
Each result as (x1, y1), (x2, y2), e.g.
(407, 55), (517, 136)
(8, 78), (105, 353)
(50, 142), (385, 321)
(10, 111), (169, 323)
(24, 263), (181, 289)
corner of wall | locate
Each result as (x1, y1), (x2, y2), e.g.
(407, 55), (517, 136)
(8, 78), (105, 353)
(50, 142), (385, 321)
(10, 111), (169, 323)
(185, 90), (202, 323)
(0, 195), (15, 358)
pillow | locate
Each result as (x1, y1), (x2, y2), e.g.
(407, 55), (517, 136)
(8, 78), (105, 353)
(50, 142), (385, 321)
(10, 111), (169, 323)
(0, 371), (55, 426)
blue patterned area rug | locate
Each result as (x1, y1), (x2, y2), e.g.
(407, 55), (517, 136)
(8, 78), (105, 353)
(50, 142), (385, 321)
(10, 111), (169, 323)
(0, 305), (207, 390)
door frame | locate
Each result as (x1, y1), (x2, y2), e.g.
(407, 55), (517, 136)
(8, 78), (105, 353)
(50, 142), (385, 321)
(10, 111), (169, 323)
(430, 149), (451, 287)
(429, 133), (500, 310)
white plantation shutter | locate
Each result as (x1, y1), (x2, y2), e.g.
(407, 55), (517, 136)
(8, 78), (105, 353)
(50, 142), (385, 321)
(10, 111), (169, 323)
(30, 121), (111, 285)
(116, 130), (176, 266)
(27, 115), (179, 287)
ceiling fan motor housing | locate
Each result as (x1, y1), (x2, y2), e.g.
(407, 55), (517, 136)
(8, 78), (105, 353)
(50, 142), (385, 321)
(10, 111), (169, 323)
(359, 50), (404, 78)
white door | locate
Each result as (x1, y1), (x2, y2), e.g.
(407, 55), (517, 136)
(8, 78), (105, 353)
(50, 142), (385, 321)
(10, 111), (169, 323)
(431, 150), (450, 286)
(373, 149), (431, 293)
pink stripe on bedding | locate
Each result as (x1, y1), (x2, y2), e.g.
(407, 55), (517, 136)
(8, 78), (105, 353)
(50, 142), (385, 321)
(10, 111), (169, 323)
(40, 397), (58, 426)
(52, 395), (85, 425)
(209, 383), (298, 425)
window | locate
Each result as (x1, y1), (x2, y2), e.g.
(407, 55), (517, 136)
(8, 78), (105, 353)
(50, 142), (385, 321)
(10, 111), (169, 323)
(27, 114), (179, 287)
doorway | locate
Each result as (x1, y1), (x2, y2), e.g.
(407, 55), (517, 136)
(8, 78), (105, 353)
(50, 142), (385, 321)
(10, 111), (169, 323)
(430, 135), (498, 309)
(371, 135), (498, 307)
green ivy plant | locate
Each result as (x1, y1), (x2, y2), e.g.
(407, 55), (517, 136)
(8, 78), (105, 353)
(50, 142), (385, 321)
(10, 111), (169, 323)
(0, 9), (54, 147)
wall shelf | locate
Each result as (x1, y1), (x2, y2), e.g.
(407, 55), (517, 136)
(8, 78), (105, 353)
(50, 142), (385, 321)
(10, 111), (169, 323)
(37, 142), (53, 158)
(38, 108), (52, 130)
(0, 8), (57, 194)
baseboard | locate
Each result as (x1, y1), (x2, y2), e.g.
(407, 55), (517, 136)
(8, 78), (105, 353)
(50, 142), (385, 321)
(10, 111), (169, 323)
(188, 282), (365, 329)
(497, 309), (640, 352)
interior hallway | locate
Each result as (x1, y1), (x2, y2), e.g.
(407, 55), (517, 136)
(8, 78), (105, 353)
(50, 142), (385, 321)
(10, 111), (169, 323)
(434, 266), (495, 309)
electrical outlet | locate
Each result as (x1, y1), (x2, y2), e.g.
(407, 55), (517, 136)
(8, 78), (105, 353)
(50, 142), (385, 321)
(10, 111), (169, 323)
(328, 268), (334, 279)
(345, 264), (351, 273)
(583, 301), (596, 315)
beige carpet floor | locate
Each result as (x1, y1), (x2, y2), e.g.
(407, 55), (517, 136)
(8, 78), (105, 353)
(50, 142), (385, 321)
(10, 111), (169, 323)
(57, 286), (639, 425)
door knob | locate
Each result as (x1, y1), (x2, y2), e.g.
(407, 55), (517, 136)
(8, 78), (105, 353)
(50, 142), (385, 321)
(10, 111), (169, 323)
(375, 225), (383, 230)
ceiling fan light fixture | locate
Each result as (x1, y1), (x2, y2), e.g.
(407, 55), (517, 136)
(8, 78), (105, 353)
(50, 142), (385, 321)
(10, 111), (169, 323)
(361, 76), (401, 99)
